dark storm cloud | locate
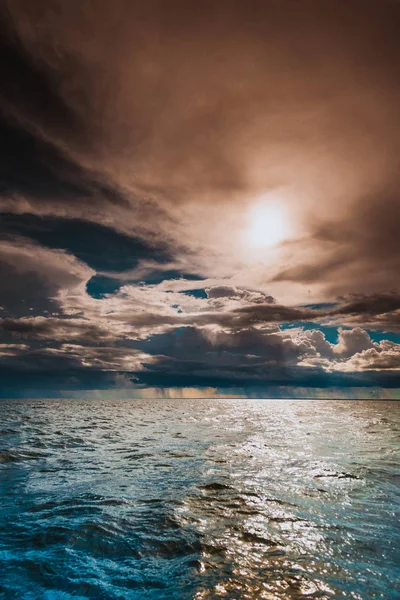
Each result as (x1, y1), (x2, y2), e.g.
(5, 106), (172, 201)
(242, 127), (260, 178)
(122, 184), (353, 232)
(0, 5), (143, 236)
(206, 286), (275, 304)
(229, 304), (317, 327)
(138, 326), (303, 365)
(0, 215), (176, 322)
(321, 292), (400, 333)
(0, 316), (116, 344)
(0, 5), (79, 140)
(131, 326), (400, 389)
(0, 213), (172, 272)
(0, 13), (125, 211)
(0, 115), (129, 210)
(132, 357), (400, 390)
(332, 292), (400, 317)
(0, 364), (138, 398)
(0, 237), (92, 316)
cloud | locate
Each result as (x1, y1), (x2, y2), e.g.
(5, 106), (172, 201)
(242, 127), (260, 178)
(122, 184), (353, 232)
(338, 345), (400, 372)
(0, 237), (93, 316)
(272, 191), (400, 299)
(206, 286), (275, 304)
(41, 344), (152, 371)
(0, 316), (117, 344)
(0, 1), (399, 299)
(0, 213), (174, 275)
(299, 329), (400, 374)
(0, 343), (28, 357)
(0, 1), (400, 394)
(321, 292), (400, 333)
(333, 327), (375, 358)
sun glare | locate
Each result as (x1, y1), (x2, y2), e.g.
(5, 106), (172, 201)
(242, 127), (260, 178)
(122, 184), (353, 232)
(246, 199), (289, 249)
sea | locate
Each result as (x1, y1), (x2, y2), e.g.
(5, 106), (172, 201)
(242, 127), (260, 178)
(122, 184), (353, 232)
(0, 399), (399, 599)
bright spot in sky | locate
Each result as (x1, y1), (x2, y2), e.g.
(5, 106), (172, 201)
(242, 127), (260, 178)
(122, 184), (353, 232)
(246, 199), (289, 248)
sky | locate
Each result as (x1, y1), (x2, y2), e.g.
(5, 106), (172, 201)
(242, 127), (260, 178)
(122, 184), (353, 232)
(1, 0), (400, 398)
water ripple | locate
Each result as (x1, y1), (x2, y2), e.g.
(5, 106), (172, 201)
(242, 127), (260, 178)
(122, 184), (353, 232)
(0, 399), (399, 599)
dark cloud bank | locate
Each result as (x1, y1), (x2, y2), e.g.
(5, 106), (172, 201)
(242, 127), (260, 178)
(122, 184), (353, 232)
(0, 1), (400, 397)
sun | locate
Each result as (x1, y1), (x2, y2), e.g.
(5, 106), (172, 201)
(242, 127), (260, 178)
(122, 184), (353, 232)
(246, 198), (289, 249)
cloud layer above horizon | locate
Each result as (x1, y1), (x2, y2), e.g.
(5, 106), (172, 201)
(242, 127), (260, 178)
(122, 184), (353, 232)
(1, 0), (400, 396)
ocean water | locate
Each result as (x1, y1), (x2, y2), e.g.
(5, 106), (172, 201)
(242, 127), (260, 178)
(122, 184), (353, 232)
(0, 399), (399, 600)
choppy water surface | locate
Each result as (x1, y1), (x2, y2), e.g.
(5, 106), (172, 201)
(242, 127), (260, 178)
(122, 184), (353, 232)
(0, 399), (399, 599)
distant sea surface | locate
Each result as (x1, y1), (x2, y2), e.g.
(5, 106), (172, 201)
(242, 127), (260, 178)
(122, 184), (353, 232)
(0, 399), (399, 599)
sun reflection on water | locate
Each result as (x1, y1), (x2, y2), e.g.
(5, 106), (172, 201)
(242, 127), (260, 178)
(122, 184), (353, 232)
(174, 402), (378, 600)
